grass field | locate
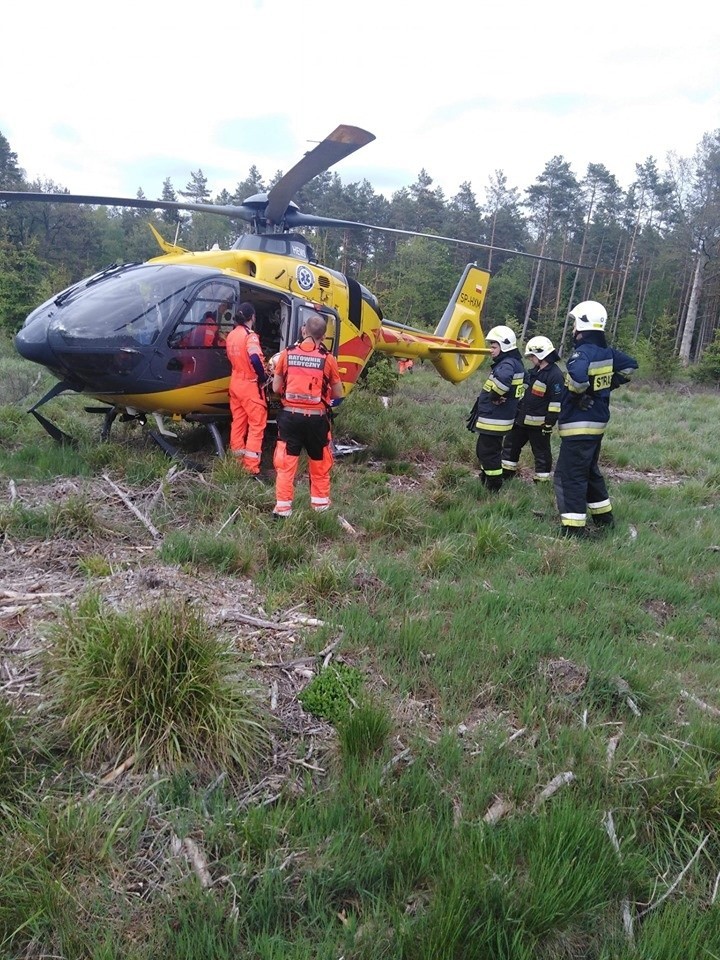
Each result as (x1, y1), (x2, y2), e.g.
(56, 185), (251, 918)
(1, 336), (720, 959)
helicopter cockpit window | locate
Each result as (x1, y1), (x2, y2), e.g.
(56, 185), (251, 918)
(49, 264), (193, 348)
(169, 280), (240, 348)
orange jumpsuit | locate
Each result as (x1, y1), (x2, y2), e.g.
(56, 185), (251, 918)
(272, 340), (341, 516)
(225, 324), (267, 474)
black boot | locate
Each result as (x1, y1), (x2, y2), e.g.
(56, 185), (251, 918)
(561, 525), (587, 539)
(592, 513), (615, 529)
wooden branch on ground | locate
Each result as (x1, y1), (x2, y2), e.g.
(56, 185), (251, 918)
(147, 465), (182, 513)
(216, 506), (241, 537)
(220, 610), (324, 632)
(257, 637), (341, 669)
(171, 834), (213, 888)
(607, 728), (623, 767)
(337, 515), (358, 536)
(483, 796), (514, 824)
(1, 589), (75, 603)
(638, 834), (709, 918)
(680, 689), (720, 717)
(533, 771), (575, 809)
(103, 474), (161, 540)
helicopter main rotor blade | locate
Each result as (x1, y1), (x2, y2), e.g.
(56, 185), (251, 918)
(0, 191), (256, 221)
(264, 125), (375, 226)
(284, 211), (589, 269)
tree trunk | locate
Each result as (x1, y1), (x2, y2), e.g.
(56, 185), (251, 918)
(679, 248), (708, 365)
(523, 233), (547, 340)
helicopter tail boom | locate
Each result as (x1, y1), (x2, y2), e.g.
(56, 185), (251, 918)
(376, 264), (491, 383)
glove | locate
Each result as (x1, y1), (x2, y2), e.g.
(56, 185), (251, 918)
(574, 393), (594, 411)
(541, 423), (554, 436)
(466, 399), (480, 432)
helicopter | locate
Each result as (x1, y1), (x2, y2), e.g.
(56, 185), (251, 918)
(0, 124), (586, 457)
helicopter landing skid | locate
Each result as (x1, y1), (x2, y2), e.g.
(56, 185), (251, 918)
(148, 430), (205, 472)
(28, 380), (79, 446)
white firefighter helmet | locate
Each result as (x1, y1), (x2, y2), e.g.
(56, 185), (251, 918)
(485, 325), (517, 352)
(569, 300), (607, 332)
(525, 335), (555, 360)
(268, 352), (282, 373)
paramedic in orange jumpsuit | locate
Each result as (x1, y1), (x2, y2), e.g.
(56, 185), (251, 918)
(271, 313), (343, 518)
(224, 302), (268, 475)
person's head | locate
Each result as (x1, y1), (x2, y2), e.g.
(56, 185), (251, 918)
(236, 301), (256, 326)
(485, 325), (517, 358)
(569, 300), (607, 339)
(525, 335), (555, 367)
(302, 313), (328, 343)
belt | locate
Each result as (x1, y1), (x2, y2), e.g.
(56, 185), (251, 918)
(283, 406), (325, 416)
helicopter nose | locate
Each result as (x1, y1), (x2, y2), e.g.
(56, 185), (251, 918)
(14, 317), (58, 367)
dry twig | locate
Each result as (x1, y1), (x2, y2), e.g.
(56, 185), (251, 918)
(103, 474), (161, 540)
(533, 771), (575, 809)
(680, 689), (720, 718)
(483, 796), (514, 824)
(638, 834), (709, 918)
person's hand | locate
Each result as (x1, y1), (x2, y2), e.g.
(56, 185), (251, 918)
(574, 393), (593, 411)
(541, 423), (553, 436)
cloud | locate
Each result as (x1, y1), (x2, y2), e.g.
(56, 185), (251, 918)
(2, 0), (718, 209)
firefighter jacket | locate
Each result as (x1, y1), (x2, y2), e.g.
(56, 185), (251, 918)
(516, 361), (564, 428)
(471, 349), (526, 434)
(275, 339), (341, 411)
(558, 333), (638, 438)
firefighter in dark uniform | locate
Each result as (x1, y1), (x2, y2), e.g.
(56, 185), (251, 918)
(555, 301), (638, 537)
(501, 335), (564, 482)
(468, 325), (526, 491)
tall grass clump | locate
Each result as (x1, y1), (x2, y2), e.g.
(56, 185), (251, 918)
(0, 699), (22, 808)
(337, 700), (392, 762)
(42, 594), (269, 776)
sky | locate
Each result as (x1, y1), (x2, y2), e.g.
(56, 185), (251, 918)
(2, 0), (720, 214)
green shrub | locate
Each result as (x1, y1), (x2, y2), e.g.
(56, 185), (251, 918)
(298, 663), (364, 725)
(360, 354), (399, 396)
(690, 328), (720, 387)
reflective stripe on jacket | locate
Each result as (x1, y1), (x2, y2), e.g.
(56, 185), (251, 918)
(473, 351), (526, 434)
(283, 341), (328, 408)
(517, 361), (564, 427)
(558, 337), (638, 438)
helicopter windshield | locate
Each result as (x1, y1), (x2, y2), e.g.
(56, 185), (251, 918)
(50, 264), (207, 347)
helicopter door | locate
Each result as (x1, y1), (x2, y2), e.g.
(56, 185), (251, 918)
(289, 304), (339, 356)
(154, 278), (239, 381)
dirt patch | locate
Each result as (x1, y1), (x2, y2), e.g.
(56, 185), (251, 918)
(604, 467), (687, 487)
(642, 598), (675, 626)
(539, 657), (589, 696)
